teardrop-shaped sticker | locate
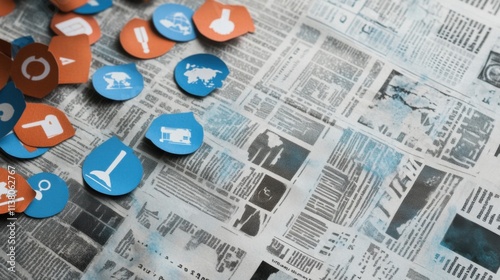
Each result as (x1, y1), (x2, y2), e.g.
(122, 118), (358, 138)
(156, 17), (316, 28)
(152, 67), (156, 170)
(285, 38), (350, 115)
(146, 112), (203, 155)
(13, 102), (75, 147)
(92, 63), (144, 100)
(0, 82), (26, 139)
(83, 136), (143, 196)
(24, 172), (69, 218)
(0, 168), (36, 214)
(174, 53), (229, 97)
(152, 3), (196, 42)
(0, 132), (49, 159)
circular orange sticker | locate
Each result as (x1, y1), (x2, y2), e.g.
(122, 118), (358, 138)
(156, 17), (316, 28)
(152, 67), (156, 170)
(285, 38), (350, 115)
(50, 12), (101, 45)
(0, 0), (16, 16)
(10, 43), (59, 98)
(193, 0), (255, 42)
(120, 18), (175, 59)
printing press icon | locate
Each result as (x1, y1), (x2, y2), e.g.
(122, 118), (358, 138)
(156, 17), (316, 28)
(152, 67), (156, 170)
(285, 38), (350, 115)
(159, 127), (191, 145)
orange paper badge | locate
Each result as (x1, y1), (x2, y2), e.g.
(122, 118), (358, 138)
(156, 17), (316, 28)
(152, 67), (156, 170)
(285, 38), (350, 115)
(193, 0), (255, 42)
(50, 0), (87, 12)
(10, 43), (59, 98)
(0, 53), (10, 89)
(51, 12), (101, 45)
(14, 103), (75, 147)
(0, 0), (16, 16)
(0, 167), (36, 214)
(120, 18), (175, 59)
(49, 34), (92, 84)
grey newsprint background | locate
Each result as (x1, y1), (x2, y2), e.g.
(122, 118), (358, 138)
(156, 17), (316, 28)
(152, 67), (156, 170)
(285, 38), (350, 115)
(2, 0), (500, 279)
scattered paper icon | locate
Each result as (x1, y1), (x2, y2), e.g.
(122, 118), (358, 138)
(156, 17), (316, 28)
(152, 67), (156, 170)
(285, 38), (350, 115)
(0, 168), (36, 214)
(120, 18), (175, 59)
(24, 172), (69, 218)
(50, 0), (87, 12)
(48, 35), (92, 84)
(10, 43), (59, 98)
(146, 112), (204, 155)
(0, 82), (26, 139)
(83, 136), (143, 196)
(92, 63), (144, 100)
(0, 0), (16, 16)
(74, 0), (113, 15)
(174, 53), (229, 96)
(0, 132), (49, 159)
(193, 0), (255, 42)
(14, 102), (75, 147)
(152, 3), (196, 42)
(51, 12), (101, 44)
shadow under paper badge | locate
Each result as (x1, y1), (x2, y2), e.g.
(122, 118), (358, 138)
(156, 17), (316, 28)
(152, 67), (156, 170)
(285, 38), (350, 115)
(479, 51), (500, 88)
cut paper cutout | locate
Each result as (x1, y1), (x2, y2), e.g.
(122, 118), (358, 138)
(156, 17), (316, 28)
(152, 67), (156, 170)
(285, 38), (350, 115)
(11, 36), (35, 58)
(0, 0), (15, 17)
(82, 136), (143, 196)
(193, 0), (255, 42)
(51, 12), (101, 44)
(50, 0), (87, 12)
(0, 167), (36, 214)
(74, 0), (112, 14)
(146, 112), (204, 155)
(0, 132), (49, 159)
(14, 102), (75, 147)
(174, 53), (229, 96)
(120, 18), (175, 59)
(10, 43), (59, 98)
(0, 82), (26, 139)
(152, 3), (196, 42)
(49, 34), (92, 84)
(92, 63), (144, 100)
(0, 53), (10, 89)
(24, 172), (69, 218)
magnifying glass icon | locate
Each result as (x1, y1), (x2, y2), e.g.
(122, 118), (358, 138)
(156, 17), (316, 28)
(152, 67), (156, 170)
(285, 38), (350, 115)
(35, 179), (51, 200)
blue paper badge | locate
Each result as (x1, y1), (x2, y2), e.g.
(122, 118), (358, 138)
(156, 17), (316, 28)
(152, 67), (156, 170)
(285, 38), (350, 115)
(152, 3), (196, 42)
(92, 63), (144, 100)
(146, 112), (203, 155)
(24, 172), (69, 218)
(174, 53), (229, 97)
(0, 82), (26, 139)
(0, 132), (48, 159)
(74, 0), (113, 15)
(82, 136), (143, 195)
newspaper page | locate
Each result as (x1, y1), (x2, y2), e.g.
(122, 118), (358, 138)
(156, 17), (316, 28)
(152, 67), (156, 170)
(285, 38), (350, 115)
(1, 0), (500, 280)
